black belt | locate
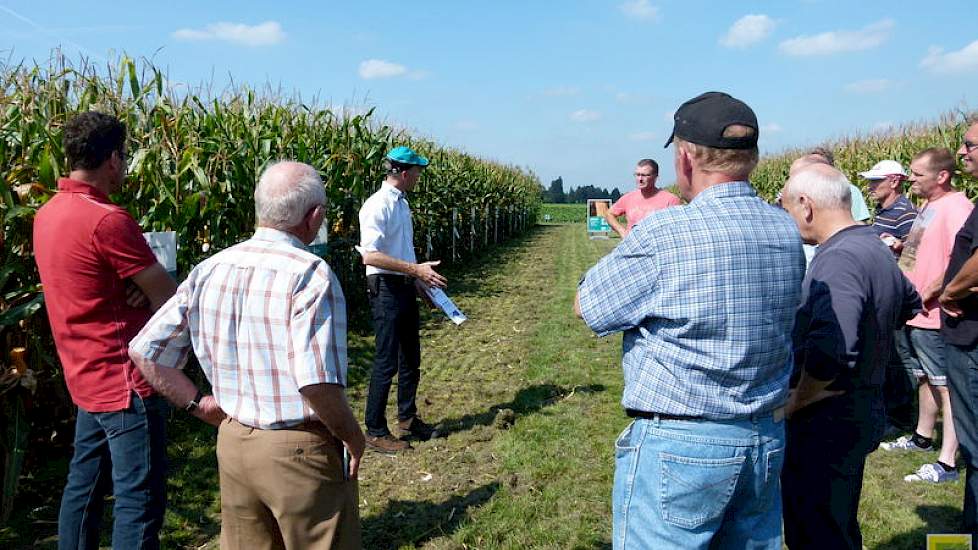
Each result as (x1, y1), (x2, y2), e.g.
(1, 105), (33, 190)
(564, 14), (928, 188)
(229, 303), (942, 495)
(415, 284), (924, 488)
(368, 273), (413, 286)
(626, 408), (701, 421)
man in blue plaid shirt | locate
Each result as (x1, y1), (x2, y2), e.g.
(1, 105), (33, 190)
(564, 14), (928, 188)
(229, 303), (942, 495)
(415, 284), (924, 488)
(575, 92), (805, 550)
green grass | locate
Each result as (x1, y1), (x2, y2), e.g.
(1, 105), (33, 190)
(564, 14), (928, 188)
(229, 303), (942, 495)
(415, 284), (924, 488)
(538, 203), (587, 224)
(2, 225), (969, 548)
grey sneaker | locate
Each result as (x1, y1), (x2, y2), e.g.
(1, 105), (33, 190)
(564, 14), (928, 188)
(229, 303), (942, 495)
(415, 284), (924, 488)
(904, 463), (960, 483)
(879, 435), (933, 452)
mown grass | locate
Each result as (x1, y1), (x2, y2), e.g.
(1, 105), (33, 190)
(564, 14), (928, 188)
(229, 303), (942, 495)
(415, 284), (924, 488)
(3, 224), (969, 548)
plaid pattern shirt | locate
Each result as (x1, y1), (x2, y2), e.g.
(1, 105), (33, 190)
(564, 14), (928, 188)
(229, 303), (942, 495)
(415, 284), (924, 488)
(579, 182), (805, 419)
(130, 228), (347, 429)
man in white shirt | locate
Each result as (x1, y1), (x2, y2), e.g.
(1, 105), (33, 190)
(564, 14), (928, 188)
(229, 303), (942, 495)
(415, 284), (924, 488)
(357, 146), (446, 453)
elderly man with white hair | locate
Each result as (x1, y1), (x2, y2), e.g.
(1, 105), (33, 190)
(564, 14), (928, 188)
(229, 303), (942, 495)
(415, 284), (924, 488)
(130, 161), (364, 549)
(780, 163), (920, 550)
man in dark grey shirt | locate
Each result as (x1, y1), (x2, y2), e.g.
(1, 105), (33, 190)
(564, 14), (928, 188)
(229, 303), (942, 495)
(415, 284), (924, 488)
(780, 163), (921, 550)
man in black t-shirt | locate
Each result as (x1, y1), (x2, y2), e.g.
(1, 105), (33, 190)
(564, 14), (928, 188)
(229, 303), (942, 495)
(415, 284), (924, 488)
(938, 120), (978, 537)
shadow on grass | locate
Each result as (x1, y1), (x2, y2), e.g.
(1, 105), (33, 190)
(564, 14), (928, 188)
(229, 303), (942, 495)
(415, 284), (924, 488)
(362, 481), (500, 549)
(435, 383), (606, 438)
(875, 504), (966, 550)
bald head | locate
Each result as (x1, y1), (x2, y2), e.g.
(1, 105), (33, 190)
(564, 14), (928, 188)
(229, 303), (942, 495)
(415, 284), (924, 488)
(784, 163), (852, 211)
(254, 161), (326, 230)
(789, 154), (833, 177)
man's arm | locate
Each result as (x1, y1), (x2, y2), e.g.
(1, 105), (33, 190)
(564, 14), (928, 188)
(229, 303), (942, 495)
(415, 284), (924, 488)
(130, 263), (178, 311)
(298, 383), (366, 480)
(603, 211), (627, 238)
(573, 288), (583, 318)
(941, 249), (978, 317)
(131, 354), (225, 426)
(360, 251), (446, 288)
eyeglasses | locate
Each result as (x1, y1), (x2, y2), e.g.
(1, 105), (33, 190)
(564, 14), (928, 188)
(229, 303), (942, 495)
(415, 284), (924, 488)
(964, 140), (978, 153)
(633, 173), (657, 178)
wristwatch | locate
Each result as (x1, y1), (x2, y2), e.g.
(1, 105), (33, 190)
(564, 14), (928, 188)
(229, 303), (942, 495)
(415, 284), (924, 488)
(185, 390), (205, 413)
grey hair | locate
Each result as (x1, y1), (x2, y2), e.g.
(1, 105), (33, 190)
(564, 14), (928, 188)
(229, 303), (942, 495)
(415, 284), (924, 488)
(784, 164), (852, 211)
(254, 161), (326, 229)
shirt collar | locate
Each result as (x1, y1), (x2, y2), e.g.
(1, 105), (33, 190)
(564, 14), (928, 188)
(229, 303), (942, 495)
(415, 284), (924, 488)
(57, 178), (109, 201)
(689, 181), (755, 204)
(252, 227), (307, 249)
(381, 181), (406, 201)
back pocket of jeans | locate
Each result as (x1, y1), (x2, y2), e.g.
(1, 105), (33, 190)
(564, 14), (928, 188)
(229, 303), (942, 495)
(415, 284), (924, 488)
(659, 452), (745, 529)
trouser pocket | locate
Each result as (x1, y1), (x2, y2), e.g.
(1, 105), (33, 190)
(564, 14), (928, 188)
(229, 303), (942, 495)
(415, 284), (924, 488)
(659, 451), (746, 529)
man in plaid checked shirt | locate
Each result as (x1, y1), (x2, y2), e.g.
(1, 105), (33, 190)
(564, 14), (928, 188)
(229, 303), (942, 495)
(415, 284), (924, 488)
(575, 92), (805, 549)
(129, 161), (364, 549)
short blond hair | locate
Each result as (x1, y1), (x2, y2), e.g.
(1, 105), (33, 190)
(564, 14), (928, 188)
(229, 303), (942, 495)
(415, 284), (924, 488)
(676, 125), (759, 175)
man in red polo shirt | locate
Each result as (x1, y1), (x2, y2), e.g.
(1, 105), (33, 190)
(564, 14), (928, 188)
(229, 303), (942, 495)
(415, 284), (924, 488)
(33, 112), (178, 549)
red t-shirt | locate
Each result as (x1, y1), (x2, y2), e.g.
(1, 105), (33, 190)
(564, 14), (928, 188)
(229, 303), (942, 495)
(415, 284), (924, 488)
(33, 178), (159, 412)
(609, 188), (682, 231)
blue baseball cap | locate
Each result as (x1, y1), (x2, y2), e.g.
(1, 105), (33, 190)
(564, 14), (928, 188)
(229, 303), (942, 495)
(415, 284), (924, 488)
(386, 146), (429, 167)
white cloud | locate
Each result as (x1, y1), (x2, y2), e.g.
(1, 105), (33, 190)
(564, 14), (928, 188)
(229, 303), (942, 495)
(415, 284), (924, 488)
(570, 109), (601, 122)
(542, 86), (580, 97)
(172, 21), (285, 47)
(778, 19), (893, 56)
(761, 123), (783, 134)
(358, 59), (408, 79)
(844, 79), (893, 94)
(620, 0), (660, 22)
(720, 15), (776, 49)
(921, 40), (978, 74)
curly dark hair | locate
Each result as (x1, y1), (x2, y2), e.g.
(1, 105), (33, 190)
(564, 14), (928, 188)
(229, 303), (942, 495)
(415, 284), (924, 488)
(63, 111), (126, 171)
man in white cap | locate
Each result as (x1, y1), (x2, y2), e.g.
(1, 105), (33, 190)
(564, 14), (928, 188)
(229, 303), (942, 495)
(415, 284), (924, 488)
(861, 160), (917, 248)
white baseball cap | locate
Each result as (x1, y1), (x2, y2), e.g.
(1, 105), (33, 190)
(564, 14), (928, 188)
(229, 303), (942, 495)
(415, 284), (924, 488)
(859, 160), (907, 180)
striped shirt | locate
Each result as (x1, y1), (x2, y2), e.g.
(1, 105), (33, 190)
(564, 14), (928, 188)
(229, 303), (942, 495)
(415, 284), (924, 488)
(578, 182), (805, 419)
(129, 228), (347, 429)
(872, 194), (917, 240)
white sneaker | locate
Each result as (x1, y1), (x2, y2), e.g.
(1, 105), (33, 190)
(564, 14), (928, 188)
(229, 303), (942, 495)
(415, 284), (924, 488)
(880, 435), (933, 452)
(903, 463), (960, 483)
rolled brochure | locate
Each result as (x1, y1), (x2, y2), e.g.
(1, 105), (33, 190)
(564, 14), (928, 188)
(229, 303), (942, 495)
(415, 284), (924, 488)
(423, 285), (467, 325)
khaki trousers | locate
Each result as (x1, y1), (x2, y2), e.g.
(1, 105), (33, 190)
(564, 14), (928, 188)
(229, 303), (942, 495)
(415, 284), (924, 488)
(217, 418), (360, 549)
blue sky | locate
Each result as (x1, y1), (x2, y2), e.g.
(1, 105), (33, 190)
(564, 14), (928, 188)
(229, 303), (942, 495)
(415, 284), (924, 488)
(2, 1), (978, 192)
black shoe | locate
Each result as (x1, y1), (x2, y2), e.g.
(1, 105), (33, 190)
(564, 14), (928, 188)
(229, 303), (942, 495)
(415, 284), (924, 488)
(398, 416), (436, 441)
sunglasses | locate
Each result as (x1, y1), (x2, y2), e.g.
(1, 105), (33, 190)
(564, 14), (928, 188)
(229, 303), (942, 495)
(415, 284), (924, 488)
(964, 140), (978, 153)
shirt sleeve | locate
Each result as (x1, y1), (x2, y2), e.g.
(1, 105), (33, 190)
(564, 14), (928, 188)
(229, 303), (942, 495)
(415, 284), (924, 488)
(796, 251), (866, 381)
(128, 280), (192, 369)
(849, 186), (871, 222)
(578, 234), (660, 336)
(358, 199), (388, 255)
(93, 211), (159, 279)
(609, 195), (627, 216)
(289, 265), (347, 389)
(664, 192), (682, 206)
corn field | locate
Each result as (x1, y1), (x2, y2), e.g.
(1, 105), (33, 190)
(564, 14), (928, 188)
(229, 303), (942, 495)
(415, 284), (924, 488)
(0, 54), (541, 522)
(752, 111), (978, 202)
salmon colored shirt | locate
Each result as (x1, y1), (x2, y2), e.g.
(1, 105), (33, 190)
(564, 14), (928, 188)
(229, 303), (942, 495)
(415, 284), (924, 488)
(609, 188), (681, 231)
(898, 191), (974, 329)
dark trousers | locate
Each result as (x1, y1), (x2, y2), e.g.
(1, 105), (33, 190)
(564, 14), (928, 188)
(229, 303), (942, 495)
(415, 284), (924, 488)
(884, 337), (916, 430)
(946, 343), (978, 538)
(364, 274), (421, 437)
(782, 391), (885, 550)
(58, 393), (169, 550)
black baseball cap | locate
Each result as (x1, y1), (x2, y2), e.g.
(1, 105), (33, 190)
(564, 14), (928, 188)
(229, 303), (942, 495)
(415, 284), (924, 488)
(664, 92), (758, 150)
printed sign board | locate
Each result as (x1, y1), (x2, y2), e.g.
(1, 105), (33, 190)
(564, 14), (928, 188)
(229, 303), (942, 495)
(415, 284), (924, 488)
(587, 199), (612, 238)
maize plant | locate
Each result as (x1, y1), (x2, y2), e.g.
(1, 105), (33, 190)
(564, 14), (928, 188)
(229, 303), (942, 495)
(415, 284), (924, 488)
(0, 53), (541, 522)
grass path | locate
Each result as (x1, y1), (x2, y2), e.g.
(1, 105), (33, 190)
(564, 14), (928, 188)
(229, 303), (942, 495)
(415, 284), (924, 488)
(3, 224), (967, 549)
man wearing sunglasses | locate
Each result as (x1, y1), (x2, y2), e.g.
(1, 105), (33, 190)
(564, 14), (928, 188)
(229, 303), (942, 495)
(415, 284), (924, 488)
(938, 120), (978, 537)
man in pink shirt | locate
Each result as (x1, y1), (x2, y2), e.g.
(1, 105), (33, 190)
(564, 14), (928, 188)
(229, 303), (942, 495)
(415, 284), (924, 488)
(880, 147), (974, 485)
(604, 159), (681, 237)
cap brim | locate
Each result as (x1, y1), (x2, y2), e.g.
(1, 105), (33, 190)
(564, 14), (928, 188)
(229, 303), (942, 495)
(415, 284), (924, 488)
(664, 132), (675, 148)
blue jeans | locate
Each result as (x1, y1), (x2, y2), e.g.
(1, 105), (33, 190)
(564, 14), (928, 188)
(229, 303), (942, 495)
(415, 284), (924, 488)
(612, 413), (785, 549)
(946, 343), (978, 538)
(58, 393), (169, 550)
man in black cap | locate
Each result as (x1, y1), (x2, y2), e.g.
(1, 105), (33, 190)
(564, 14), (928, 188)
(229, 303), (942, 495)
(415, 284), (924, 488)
(575, 92), (805, 549)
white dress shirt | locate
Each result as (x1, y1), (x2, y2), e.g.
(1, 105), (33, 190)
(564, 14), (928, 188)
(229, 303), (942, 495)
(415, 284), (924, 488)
(357, 181), (416, 276)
